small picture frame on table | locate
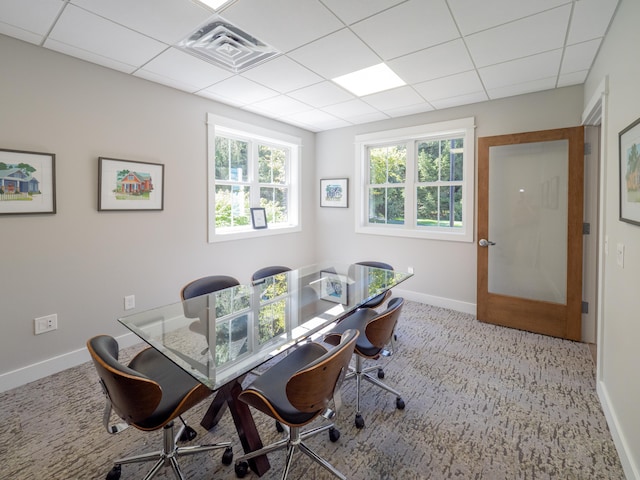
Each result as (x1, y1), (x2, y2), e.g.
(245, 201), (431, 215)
(320, 271), (349, 304)
(251, 207), (268, 229)
(0, 148), (56, 215)
(320, 178), (348, 208)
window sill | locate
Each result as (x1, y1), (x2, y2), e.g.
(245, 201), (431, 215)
(209, 224), (301, 243)
(355, 224), (473, 243)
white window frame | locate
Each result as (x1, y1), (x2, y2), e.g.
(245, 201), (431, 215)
(207, 113), (301, 243)
(355, 117), (475, 242)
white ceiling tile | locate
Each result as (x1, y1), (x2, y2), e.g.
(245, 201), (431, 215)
(222, 0), (343, 53)
(46, 5), (167, 68)
(480, 50), (562, 90)
(320, 0), (405, 25)
(344, 111), (390, 125)
(466, 5), (571, 68)
(448, 0), (568, 35)
(413, 70), (484, 102)
(240, 56), (323, 93)
(351, 0), (459, 60)
(487, 77), (557, 100)
(287, 81), (355, 108)
(134, 48), (233, 91)
(0, 0), (64, 44)
(287, 28), (380, 79)
(363, 86), (425, 111)
(70, 0), (213, 44)
(286, 109), (352, 132)
(560, 39), (601, 75)
(383, 102), (434, 118)
(557, 70), (588, 88)
(43, 39), (138, 74)
(200, 75), (279, 105)
(430, 91), (488, 110)
(322, 99), (380, 119)
(246, 95), (313, 117)
(567, 0), (620, 44)
(388, 39), (474, 85)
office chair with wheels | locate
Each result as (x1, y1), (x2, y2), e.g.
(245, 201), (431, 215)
(354, 261), (394, 309)
(251, 265), (291, 284)
(325, 297), (405, 429)
(87, 335), (233, 480)
(233, 329), (359, 480)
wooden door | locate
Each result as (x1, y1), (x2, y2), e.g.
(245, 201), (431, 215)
(477, 126), (584, 340)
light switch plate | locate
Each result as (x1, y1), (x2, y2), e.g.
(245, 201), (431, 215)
(616, 243), (624, 268)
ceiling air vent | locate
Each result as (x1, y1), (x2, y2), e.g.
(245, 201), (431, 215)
(177, 16), (280, 73)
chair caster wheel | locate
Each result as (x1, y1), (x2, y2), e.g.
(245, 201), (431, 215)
(222, 446), (233, 465)
(235, 461), (249, 478)
(329, 426), (340, 442)
(275, 420), (284, 432)
(355, 414), (365, 429)
(106, 465), (121, 480)
(396, 397), (405, 410)
(179, 426), (197, 442)
(377, 368), (385, 379)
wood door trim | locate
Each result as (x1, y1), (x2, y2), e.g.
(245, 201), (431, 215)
(477, 126), (584, 341)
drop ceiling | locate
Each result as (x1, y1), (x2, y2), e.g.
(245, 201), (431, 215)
(0, 0), (620, 132)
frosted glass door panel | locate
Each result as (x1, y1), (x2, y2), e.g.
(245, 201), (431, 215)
(488, 140), (568, 304)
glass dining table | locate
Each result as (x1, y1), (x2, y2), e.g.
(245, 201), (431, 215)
(119, 262), (412, 476)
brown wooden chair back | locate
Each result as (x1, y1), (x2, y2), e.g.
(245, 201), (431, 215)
(286, 329), (359, 413)
(87, 335), (161, 426)
(364, 297), (404, 349)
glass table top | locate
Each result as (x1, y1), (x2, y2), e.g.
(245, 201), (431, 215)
(119, 262), (412, 390)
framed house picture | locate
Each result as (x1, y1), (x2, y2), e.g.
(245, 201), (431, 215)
(320, 178), (348, 208)
(319, 271), (349, 304)
(98, 157), (164, 211)
(619, 116), (640, 225)
(0, 148), (56, 215)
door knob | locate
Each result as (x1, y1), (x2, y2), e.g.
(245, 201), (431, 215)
(479, 239), (496, 247)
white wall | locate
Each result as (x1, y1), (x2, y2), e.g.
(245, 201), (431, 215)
(314, 87), (584, 312)
(0, 35), (317, 387)
(583, 0), (640, 477)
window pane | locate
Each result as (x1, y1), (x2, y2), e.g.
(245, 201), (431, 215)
(258, 299), (286, 344)
(369, 187), (405, 224)
(215, 185), (250, 227)
(260, 186), (288, 224)
(369, 145), (406, 184)
(387, 187), (405, 224)
(258, 145), (287, 184)
(215, 136), (248, 181)
(440, 138), (464, 182)
(417, 140), (440, 182)
(416, 186), (438, 226)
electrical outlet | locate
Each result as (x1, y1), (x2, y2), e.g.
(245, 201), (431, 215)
(124, 295), (136, 310)
(407, 266), (414, 274)
(34, 314), (57, 335)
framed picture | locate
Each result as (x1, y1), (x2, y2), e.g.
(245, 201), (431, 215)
(320, 178), (348, 208)
(0, 148), (56, 215)
(98, 157), (164, 211)
(320, 271), (348, 304)
(619, 117), (640, 226)
(250, 207), (267, 229)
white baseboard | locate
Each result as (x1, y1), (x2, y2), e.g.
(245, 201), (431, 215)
(597, 379), (639, 480)
(0, 332), (141, 393)
(394, 287), (477, 315)
(0, 293), (472, 394)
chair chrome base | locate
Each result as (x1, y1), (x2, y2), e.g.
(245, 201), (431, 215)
(346, 355), (405, 429)
(107, 421), (233, 480)
(234, 423), (345, 480)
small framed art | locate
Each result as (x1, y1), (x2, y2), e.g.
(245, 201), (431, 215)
(320, 178), (348, 208)
(0, 148), (56, 215)
(98, 157), (164, 211)
(320, 271), (348, 304)
(251, 207), (268, 229)
(619, 116), (640, 226)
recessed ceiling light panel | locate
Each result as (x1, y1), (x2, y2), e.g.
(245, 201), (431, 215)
(177, 16), (280, 73)
(333, 63), (406, 97)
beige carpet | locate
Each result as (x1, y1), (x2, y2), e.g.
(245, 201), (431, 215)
(0, 301), (625, 479)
